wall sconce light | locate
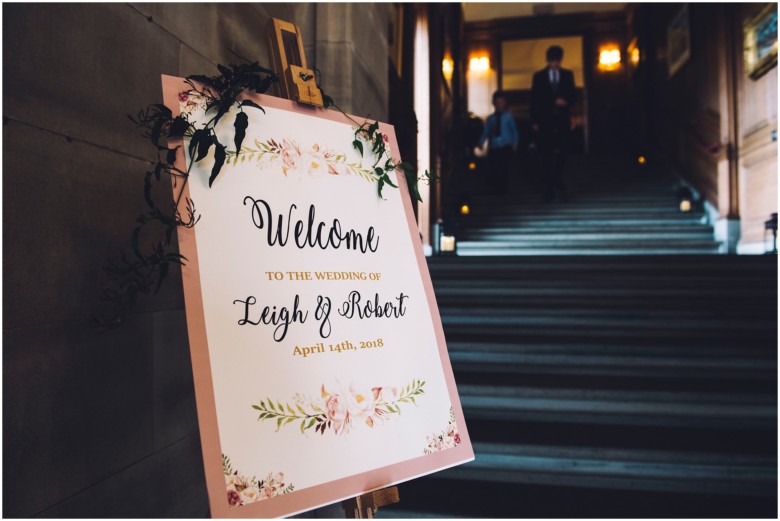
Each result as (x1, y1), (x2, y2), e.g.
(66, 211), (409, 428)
(459, 204), (471, 216)
(442, 55), (454, 81)
(630, 46), (640, 66)
(468, 161), (477, 171)
(628, 37), (640, 67)
(637, 155), (647, 166)
(469, 55), (490, 74)
(764, 213), (777, 254)
(598, 44), (622, 71)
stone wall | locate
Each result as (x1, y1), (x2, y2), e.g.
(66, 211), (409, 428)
(643, 4), (723, 205)
(640, 3), (777, 251)
(3, 3), (388, 516)
(734, 3), (778, 249)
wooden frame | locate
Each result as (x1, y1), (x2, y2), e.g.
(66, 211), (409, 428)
(744, 3), (778, 81)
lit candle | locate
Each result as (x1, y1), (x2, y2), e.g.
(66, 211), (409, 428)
(440, 236), (456, 252)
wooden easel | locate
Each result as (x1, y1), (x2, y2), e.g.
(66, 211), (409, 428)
(266, 18), (324, 107)
(341, 487), (400, 519)
(266, 18), (401, 519)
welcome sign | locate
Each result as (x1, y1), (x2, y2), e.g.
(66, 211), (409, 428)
(162, 76), (473, 517)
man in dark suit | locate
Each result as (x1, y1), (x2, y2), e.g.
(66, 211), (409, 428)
(531, 45), (576, 202)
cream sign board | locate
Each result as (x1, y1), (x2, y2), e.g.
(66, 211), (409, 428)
(162, 76), (473, 518)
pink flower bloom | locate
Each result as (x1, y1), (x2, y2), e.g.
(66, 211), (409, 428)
(280, 140), (301, 175)
(227, 489), (241, 506)
(178, 92), (189, 102)
(325, 393), (348, 431)
(382, 133), (390, 143)
(281, 148), (298, 168)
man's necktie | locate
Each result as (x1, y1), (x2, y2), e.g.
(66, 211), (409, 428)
(492, 113), (502, 138)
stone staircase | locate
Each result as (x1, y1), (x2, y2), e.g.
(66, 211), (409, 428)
(377, 255), (776, 518)
(455, 171), (721, 255)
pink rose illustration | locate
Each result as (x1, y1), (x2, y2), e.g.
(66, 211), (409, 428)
(324, 391), (348, 433)
(281, 150), (297, 172)
(223, 456), (293, 507)
(280, 139), (301, 175)
(423, 407), (461, 455)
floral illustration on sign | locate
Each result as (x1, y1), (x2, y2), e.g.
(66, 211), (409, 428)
(178, 91), (208, 117)
(222, 454), (294, 507)
(226, 137), (380, 181)
(251, 378), (426, 435)
(423, 407), (461, 455)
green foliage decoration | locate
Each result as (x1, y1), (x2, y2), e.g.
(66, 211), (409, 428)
(319, 89), (435, 202)
(250, 379), (426, 436)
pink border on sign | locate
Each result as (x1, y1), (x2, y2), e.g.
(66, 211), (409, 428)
(162, 75), (474, 518)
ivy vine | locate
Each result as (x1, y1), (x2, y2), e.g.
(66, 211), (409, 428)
(92, 62), (278, 329)
(94, 61), (431, 329)
(319, 92), (435, 202)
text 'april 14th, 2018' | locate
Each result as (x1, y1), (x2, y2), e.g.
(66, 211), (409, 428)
(292, 338), (385, 358)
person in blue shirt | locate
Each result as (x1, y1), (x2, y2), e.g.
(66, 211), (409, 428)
(479, 91), (519, 194)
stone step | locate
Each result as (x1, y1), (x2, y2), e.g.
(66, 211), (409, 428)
(465, 207), (706, 216)
(440, 309), (774, 328)
(441, 320), (774, 342)
(434, 293), (774, 315)
(431, 276), (773, 287)
(448, 346), (777, 380)
(428, 260), (777, 281)
(458, 385), (776, 430)
(427, 255), (775, 268)
(455, 245), (722, 255)
(458, 232), (716, 241)
(434, 277), (777, 294)
(433, 442), (777, 497)
(465, 204), (695, 212)
(460, 223), (712, 232)
(457, 238), (720, 247)
(447, 341), (775, 358)
(471, 195), (684, 204)
(439, 304), (774, 323)
(375, 509), (464, 519)
(459, 217), (708, 226)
